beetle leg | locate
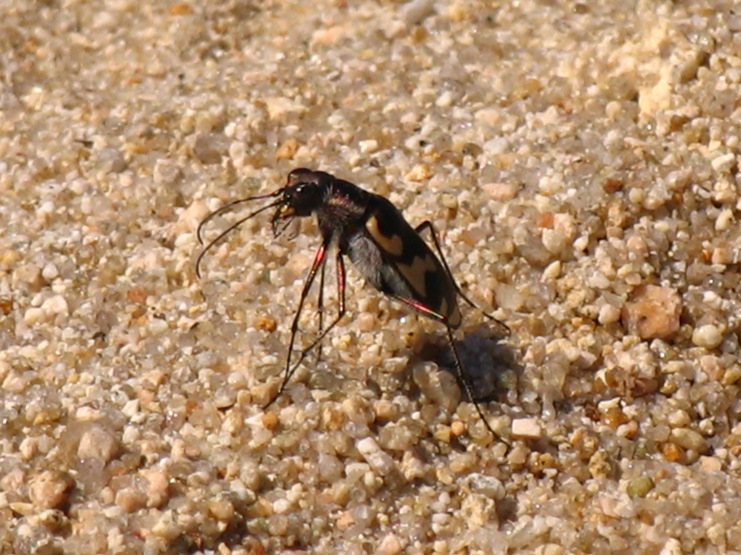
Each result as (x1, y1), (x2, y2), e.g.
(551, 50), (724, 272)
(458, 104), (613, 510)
(264, 240), (330, 409)
(315, 256), (327, 363)
(285, 250), (347, 378)
(446, 326), (508, 444)
(415, 220), (510, 337)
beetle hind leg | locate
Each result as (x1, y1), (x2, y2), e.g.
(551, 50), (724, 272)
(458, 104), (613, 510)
(415, 220), (510, 337)
(445, 327), (509, 444)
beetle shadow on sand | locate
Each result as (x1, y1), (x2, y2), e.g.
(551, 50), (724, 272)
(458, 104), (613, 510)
(404, 322), (521, 410)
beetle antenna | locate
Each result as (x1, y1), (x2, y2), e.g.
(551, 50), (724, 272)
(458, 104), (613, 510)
(196, 198), (283, 279)
(197, 191), (282, 245)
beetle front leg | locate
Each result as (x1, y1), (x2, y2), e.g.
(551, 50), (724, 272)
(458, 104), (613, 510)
(285, 250), (347, 379)
(263, 240), (330, 409)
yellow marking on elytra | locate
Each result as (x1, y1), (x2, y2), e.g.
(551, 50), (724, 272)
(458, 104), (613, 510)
(366, 216), (404, 257)
(436, 295), (462, 326)
(397, 253), (438, 299)
(446, 302), (462, 327)
(439, 297), (448, 319)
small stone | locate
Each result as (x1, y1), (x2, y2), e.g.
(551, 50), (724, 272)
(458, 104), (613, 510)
(476, 108), (501, 127)
(208, 499), (235, 521)
(598, 303), (621, 325)
(41, 262), (59, 281)
(193, 133), (228, 164)
(335, 510), (355, 530)
(142, 467), (170, 508)
(699, 456), (722, 472)
(377, 533), (403, 555)
(541, 228), (568, 255)
(707, 523), (726, 548)
(511, 418), (542, 439)
(169, 3), (193, 16)
(97, 147), (127, 174)
(538, 545), (565, 555)
(670, 428), (708, 453)
(264, 96), (304, 120)
(255, 315), (277, 332)
(275, 138), (299, 160)
(29, 470), (75, 510)
(9, 502), (34, 516)
(482, 182), (518, 201)
(667, 409), (690, 428)
(373, 399), (399, 423)
(78, 425), (119, 463)
(710, 152), (736, 173)
(412, 362), (460, 415)
(450, 420), (466, 437)
(662, 442), (683, 463)
(542, 260), (561, 281)
(318, 453), (344, 483)
(627, 476), (654, 498)
(692, 324), (724, 349)
(267, 514), (290, 536)
(715, 208), (734, 232)
(357, 437), (395, 477)
(507, 444), (529, 466)
(723, 366), (741, 385)
(440, 193), (457, 209)
(432, 424), (452, 444)
(436, 90), (455, 108)
(115, 487), (147, 513)
(151, 512), (181, 540)
(406, 163), (432, 182)
(272, 498), (291, 514)
(483, 136), (509, 155)
(449, 453), (476, 475)
(4, 370), (30, 393)
(588, 450), (613, 479)
(36, 509), (68, 532)
(19, 436), (38, 460)
(711, 245), (733, 265)
(401, 0), (435, 26)
(24, 307), (44, 326)
(359, 139), (378, 154)
(400, 452), (426, 481)
(661, 538), (682, 555)
(311, 25), (352, 48)
(466, 474), (505, 499)
(433, 540), (449, 553)
(41, 295), (69, 318)
(262, 411), (279, 430)
(621, 285), (681, 339)
(126, 286), (147, 305)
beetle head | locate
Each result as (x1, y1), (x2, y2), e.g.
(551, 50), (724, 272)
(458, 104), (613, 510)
(271, 168), (330, 234)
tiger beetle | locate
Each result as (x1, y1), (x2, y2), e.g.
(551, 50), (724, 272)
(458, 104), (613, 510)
(196, 168), (510, 440)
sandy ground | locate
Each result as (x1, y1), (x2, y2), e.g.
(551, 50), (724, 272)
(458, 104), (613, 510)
(1, 0), (741, 554)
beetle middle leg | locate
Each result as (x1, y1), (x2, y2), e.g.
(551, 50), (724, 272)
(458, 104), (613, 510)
(315, 256), (327, 363)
